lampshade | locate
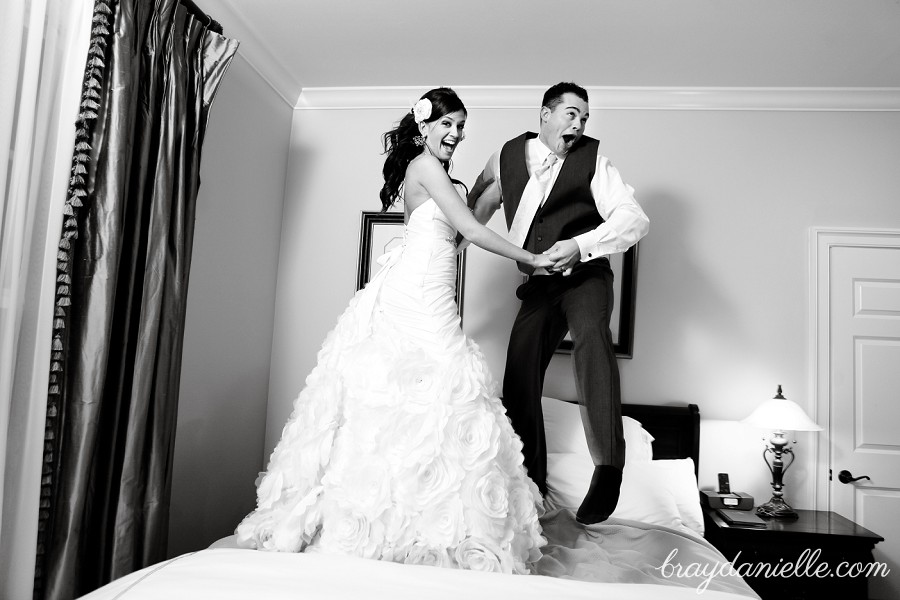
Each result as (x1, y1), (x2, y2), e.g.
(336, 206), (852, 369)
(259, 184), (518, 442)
(741, 385), (822, 431)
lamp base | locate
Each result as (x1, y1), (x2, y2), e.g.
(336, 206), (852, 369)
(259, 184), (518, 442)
(756, 497), (798, 519)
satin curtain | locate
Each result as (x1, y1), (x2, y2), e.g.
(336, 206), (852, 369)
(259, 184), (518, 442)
(0, 2), (94, 599)
(37, 1), (238, 598)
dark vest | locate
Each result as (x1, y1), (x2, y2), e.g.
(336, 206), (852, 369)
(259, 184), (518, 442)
(499, 133), (604, 271)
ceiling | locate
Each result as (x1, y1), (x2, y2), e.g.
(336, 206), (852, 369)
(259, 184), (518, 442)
(211, 0), (900, 106)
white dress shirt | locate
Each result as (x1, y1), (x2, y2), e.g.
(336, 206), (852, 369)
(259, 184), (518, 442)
(482, 138), (649, 262)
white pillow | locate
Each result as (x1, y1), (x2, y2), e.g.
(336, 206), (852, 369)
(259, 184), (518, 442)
(541, 396), (654, 462)
(545, 454), (704, 537)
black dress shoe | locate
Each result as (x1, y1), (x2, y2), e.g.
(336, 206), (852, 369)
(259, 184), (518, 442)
(575, 465), (623, 525)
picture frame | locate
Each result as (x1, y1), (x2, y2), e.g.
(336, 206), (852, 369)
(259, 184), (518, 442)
(555, 243), (639, 359)
(357, 211), (467, 321)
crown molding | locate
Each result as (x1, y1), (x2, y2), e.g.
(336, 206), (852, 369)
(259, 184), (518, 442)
(213, 2), (300, 108)
(294, 86), (900, 112)
(210, 2), (900, 112)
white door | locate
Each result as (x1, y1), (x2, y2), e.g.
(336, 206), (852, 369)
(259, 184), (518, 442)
(814, 228), (900, 600)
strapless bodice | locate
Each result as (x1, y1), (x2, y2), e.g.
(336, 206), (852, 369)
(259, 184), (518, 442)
(404, 199), (456, 247)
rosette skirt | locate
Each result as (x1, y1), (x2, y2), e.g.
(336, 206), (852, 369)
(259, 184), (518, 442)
(235, 203), (545, 574)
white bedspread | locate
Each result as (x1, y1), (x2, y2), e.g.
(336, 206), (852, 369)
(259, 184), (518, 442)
(79, 509), (759, 600)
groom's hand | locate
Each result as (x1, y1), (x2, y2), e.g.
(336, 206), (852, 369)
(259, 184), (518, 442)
(544, 239), (580, 275)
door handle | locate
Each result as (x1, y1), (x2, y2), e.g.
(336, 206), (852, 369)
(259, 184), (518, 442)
(838, 470), (871, 484)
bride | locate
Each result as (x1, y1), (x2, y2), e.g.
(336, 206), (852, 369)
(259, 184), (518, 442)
(235, 87), (553, 574)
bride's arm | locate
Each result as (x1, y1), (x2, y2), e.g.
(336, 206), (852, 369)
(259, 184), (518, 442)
(409, 156), (551, 269)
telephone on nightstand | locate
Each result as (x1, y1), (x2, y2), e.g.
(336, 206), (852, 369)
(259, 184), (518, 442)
(701, 472), (754, 510)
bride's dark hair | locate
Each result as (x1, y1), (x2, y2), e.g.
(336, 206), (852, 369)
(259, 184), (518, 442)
(380, 87), (467, 212)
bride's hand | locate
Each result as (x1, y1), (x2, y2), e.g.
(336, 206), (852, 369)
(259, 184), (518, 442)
(531, 253), (554, 270)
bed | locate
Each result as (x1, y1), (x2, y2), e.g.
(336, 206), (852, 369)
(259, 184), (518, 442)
(78, 400), (759, 599)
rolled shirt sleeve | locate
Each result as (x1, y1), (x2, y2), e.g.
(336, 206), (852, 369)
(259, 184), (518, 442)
(484, 150), (502, 198)
(574, 155), (649, 261)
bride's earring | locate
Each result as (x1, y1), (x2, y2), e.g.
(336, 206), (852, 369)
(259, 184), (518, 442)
(415, 121), (430, 148)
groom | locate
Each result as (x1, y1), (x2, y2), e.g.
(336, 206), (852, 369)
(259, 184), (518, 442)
(468, 82), (649, 524)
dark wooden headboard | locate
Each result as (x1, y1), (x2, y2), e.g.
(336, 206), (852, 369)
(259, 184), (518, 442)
(622, 403), (700, 478)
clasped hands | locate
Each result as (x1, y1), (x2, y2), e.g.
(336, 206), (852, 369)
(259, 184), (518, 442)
(536, 239), (579, 275)
(467, 177), (578, 275)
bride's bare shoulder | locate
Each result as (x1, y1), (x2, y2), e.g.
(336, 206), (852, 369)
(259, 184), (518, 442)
(406, 153), (443, 177)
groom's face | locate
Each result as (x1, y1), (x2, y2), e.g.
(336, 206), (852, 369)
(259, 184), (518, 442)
(538, 93), (589, 156)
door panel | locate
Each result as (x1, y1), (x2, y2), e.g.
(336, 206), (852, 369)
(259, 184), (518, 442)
(817, 231), (900, 600)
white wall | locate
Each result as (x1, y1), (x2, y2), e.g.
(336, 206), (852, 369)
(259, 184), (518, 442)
(167, 54), (292, 557)
(267, 88), (900, 514)
(160, 83), (900, 553)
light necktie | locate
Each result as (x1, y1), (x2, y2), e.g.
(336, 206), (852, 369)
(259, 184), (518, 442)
(508, 153), (559, 247)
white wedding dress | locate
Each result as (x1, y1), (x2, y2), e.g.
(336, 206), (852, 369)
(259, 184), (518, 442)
(235, 199), (545, 574)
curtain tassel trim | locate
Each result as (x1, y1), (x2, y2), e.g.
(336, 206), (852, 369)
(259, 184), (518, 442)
(38, 2), (117, 596)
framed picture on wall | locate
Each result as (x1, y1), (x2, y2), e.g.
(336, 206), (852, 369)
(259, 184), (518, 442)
(357, 211), (467, 321)
(555, 243), (638, 359)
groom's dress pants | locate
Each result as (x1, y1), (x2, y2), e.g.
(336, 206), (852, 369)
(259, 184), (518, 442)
(501, 259), (625, 494)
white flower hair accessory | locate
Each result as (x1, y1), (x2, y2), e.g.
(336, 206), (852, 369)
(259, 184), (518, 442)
(412, 98), (432, 124)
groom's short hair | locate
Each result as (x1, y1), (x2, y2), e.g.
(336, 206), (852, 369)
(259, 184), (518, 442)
(542, 82), (589, 111)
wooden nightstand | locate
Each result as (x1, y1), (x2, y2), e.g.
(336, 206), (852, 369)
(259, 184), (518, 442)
(703, 507), (884, 600)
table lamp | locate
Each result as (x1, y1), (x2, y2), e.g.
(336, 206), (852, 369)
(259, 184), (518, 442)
(741, 385), (823, 519)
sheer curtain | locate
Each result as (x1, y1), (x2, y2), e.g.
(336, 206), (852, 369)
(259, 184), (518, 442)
(0, 1), (95, 599)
